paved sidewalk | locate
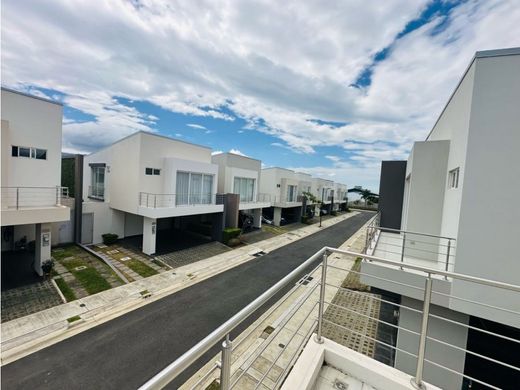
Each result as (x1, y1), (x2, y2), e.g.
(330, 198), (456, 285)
(181, 214), (376, 390)
(0, 211), (368, 365)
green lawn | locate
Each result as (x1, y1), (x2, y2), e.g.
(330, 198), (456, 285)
(126, 260), (158, 278)
(55, 277), (77, 301)
(71, 267), (112, 294)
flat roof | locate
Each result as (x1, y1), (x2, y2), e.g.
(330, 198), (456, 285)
(87, 130), (212, 156)
(214, 151), (262, 163)
(1, 86), (63, 106)
(425, 47), (520, 140)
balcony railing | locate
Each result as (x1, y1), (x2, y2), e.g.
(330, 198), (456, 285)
(237, 193), (271, 204)
(1, 186), (69, 210)
(139, 192), (217, 208)
(364, 213), (456, 274)
(139, 246), (520, 390)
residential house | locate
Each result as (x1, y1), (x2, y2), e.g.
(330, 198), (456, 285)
(82, 131), (224, 255)
(1, 87), (70, 276)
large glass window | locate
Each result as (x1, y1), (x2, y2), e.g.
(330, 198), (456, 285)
(90, 166), (105, 199)
(176, 171), (214, 205)
(233, 177), (255, 202)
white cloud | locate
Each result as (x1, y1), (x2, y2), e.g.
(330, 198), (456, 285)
(187, 123), (206, 130)
(211, 150), (223, 156)
(229, 148), (247, 157)
(1, 0), (519, 187)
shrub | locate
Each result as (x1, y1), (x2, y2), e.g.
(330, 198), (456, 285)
(227, 238), (241, 247)
(102, 233), (119, 245)
(222, 228), (241, 244)
(331, 210), (337, 216)
(301, 215), (314, 225)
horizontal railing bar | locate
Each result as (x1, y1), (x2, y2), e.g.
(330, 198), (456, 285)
(428, 313), (520, 344)
(322, 282), (423, 314)
(230, 293), (320, 388)
(426, 335), (520, 372)
(323, 300), (421, 336)
(371, 226), (456, 241)
(372, 239), (456, 255)
(231, 263), (321, 352)
(430, 289), (520, 316)
(327, 247), (520, 292)
(321, 318), (418, 359)
(364, 247), (456, 264)
(369, 232), (456, 249)
(326, 263), (425, 292)
(423, 358), (501, 390)
(138, 247), (327, 390)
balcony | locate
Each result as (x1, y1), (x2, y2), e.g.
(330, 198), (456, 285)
(272, 195), (303, 208)
(137, 192), (224, 218)
(1, 186), (70, 226)
(238, 193), (272, 210)
(138, 246), (520, 390)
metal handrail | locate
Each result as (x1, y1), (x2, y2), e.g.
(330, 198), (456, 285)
(139, 246), (520, 390)
(1, 186), (69, 209)
(371, 225), (456, 241)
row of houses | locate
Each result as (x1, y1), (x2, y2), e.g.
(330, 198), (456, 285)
(0, 87), (348, 276)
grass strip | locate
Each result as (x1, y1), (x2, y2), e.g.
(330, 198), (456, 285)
(126, 260), (158, 278)
(55, 278), (77, 302)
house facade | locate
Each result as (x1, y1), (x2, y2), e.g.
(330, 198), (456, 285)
(82, 131), (224, 255)
(362, 48), (520, 389)
(211, 152), (270, 228)
(1, 88), (70, 275)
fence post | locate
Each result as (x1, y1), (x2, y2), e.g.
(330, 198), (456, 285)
(219, 334), (232, 390)
(16, 187), (19, 210)
(412, 275), (433, 389)
(315, 250), (328, 344)
(400, 232), (406, 268)
(444, 239), (452, 280)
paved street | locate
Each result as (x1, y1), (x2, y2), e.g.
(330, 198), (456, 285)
(1, 212), (372, 390)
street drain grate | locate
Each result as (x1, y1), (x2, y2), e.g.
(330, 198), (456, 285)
(120, 256), (131, 262)
(252, 251), (267, 257)
(298, 275), (314, 285)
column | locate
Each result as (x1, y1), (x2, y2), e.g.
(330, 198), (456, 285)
(273, 207), (282, 226)
(253, 208), (262, 229)
(35, 223), (52, 276)
(142, 217), (157, 255)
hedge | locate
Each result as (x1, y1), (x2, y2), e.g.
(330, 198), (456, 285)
(102, 233), (119, 245)
(222, 228), (241, 244)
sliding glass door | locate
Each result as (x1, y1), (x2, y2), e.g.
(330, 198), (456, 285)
(176, 171), (214, 205)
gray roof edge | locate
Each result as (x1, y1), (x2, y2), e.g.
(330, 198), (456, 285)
(425, 47), (520, 141)
(1, 86), (63, 106)
(217, 152), (262, 163)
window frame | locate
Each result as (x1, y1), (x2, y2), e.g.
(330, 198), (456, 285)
(11, 145), (47, 160)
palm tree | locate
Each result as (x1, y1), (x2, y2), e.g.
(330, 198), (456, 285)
(360, 189), (373, 206)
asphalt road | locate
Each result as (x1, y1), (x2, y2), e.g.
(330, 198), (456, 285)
(1, 212), (372, 390)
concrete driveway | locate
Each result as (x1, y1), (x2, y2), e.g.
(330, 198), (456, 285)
(1, 212), (372, 390)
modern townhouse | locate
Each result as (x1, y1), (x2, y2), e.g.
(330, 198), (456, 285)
(259, 167), (303, 226)
(211, 152), (270, 229)
(82, 131), (224, 255)
(1, 87), (70, 277)
(294, 171), (315, 217)
(311, 177), (335, 214)
(333, 182), (348, 211)
(362, 48), (520, 389)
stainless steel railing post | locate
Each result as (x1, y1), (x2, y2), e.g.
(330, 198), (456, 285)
(219, 334), (232, 390)
(16, 187), (19, 209)
(315, 251), (328, 344)
(400, 232), (406, 269)
(445, 239), (452, 280)
(412, 275), (433, 389)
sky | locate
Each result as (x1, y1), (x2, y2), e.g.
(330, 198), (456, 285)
(2, 0), (519, 192)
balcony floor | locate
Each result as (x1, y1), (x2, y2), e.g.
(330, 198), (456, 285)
(314, 365), (375, 390)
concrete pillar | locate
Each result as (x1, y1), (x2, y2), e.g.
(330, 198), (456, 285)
(273, 207), (282, 226)
(253, 208), (262, 229)
(35, 223), (52, 276)
(142, 217), (157, 255)
(211, 212), (224, 242)
(224, 193), (239, 228)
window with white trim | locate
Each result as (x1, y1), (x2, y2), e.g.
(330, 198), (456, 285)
(90, 166), (105, 199)
(448, 168), (459, 189)
(145, 167), (161, 175)
(176, 171), (213, 205)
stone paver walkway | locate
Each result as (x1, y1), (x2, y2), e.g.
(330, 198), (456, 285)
(1, 281), (63, 323)
(156, 241), (231, 268)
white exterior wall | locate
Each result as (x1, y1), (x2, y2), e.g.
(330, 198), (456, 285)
(211, 153), (262, 198)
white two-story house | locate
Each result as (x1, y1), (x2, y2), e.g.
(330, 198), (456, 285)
(259, 167), (303, 226)
(311, 177), (334, 213)
(333, 182), (348, 211)
(211, 152), (270, 229)
(1, 88), (70, 276)
(82, 131), (223, 255)
(362, 48), (520, 389)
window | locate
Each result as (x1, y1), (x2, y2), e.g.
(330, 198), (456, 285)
(145, 168), (161, 175)
(233, 177), (255, 202)
(176, 171), (213, 205)
(90, 166), (105, 199)
(287, 185), (297, 202)
(448, 168), (459, 189)
(11, 145), (47, 159)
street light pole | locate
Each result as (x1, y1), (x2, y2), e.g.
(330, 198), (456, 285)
(319, 190), (323, 227)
